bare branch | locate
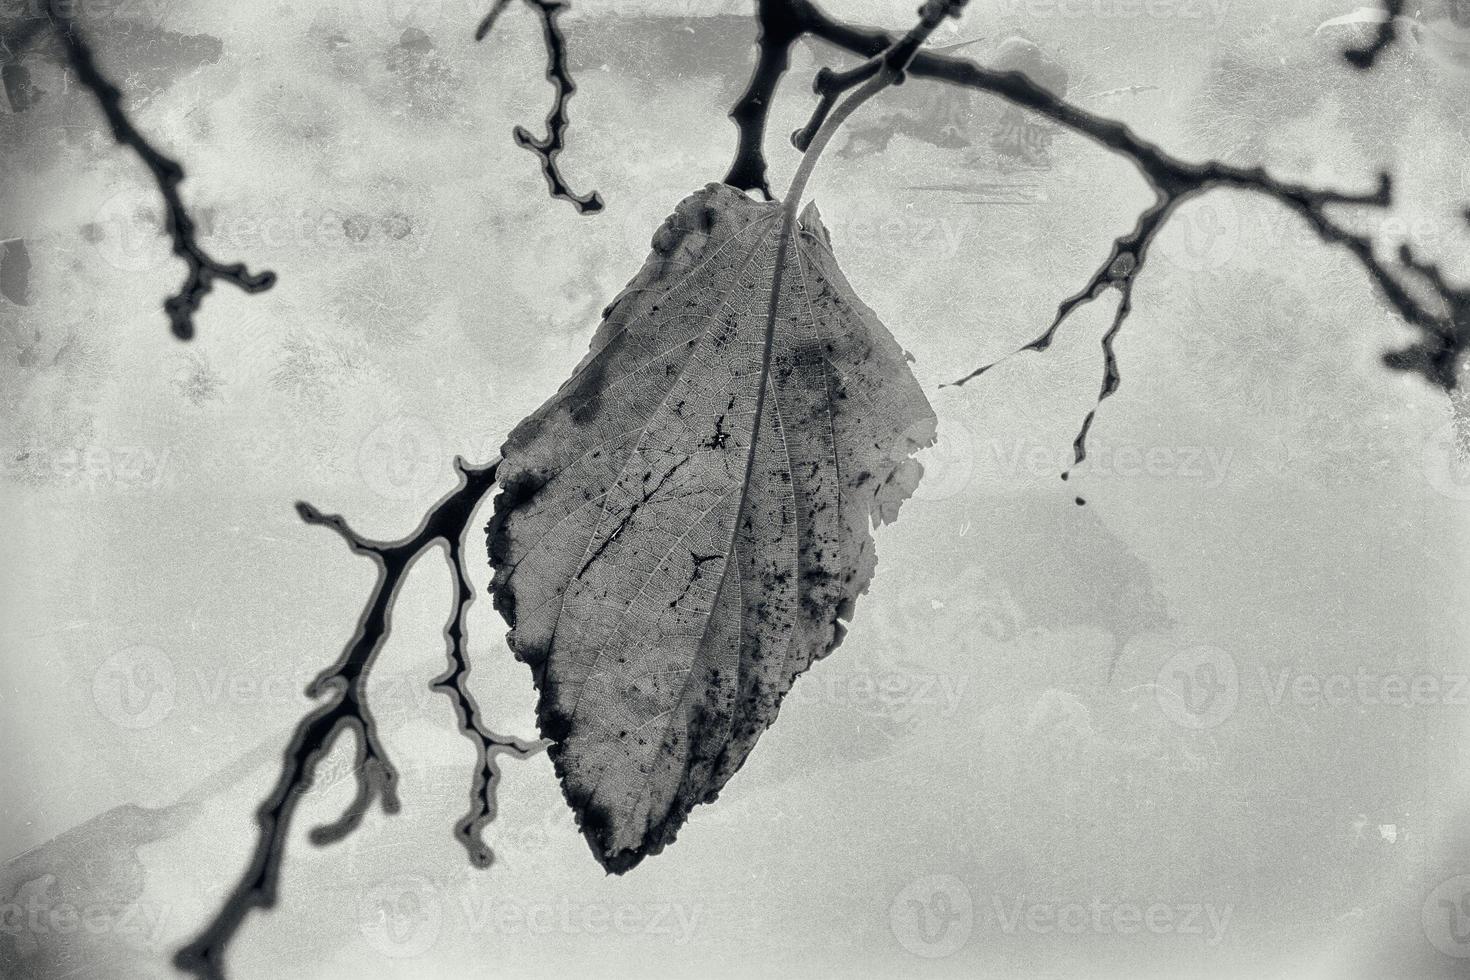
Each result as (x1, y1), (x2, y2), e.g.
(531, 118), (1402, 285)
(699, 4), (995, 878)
(45, 3), (276, 340)
(723, 0), (806, 198)
(724, 0), (1466, 489)
(790, 0), (966, 154)
(430, 457), (548, 868)
(1343, 0), (1406, 70)
(784, 0), (970, 206)
(174, 458), (544, 980)
(478, 0), (603, 214)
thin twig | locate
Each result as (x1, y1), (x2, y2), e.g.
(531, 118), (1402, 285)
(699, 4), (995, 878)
(1343, 0), (1405, 70)
(789, 0), (964, 155)
(477, 0), (603, 213)
(174, 457), (544, 980)
(46, 3), (275, 339)
(723, 0), (806, 198)
(726, 0), (1467, 489)
(748, 2), (969, 539)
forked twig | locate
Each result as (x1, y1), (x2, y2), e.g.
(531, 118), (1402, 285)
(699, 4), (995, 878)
(174, 457), (544, 980)
(477, 0), (603, 213)
(724, 0), (1466, 488)
(1342, 0), (1406, 69)
(45, 3), (276, 339)
(160, 0), (1468, 974)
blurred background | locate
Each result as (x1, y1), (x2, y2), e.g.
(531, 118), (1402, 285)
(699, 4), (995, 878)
(4, 0), (1470, 976)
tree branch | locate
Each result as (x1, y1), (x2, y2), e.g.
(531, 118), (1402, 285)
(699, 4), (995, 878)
(789, 0), (964, 154)
(723, 0), (806, 198)
(1343, 0), (1406, 70)
(753, 2), (968, 515)
(725, 0), (1466, 492)
(154, 0), (1468, 973)
(477, 0), (603, 214)
(45, 3), (276, 340)
(174, 457), (544, 980)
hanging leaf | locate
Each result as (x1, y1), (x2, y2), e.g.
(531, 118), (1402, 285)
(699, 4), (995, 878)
(488, 183), (937, 872)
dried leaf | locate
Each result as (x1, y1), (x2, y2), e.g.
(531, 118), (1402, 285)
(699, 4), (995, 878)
(488, 183), (936, 871)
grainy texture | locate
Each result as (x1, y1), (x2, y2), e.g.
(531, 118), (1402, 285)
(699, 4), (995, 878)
(489, 183), (936, 870)
(7, 2), (1470, 977)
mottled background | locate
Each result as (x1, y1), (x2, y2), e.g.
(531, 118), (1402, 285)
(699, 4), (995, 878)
(4, 0), (1470, 977)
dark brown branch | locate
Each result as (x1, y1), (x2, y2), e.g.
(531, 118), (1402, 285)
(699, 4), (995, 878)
(726, 0), (1466, 488)
(475, 0), (515, 39)
(791, 0), (966, 153)
(174, 458), (543, 980)
(151, 0), (1465, 970)
(723, 0), (806, 197)
(1343, 0), (1405, 70)
(430, 460), (547, 868)
(45, 3), (275, 340)
(478, 0), (603, 214)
